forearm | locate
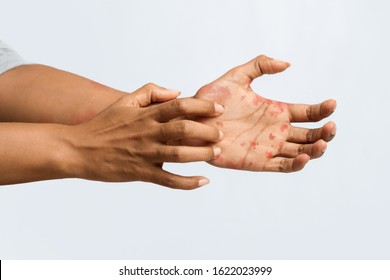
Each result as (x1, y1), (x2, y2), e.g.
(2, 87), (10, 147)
(0, 123), (77, 185)
(0, 64), (126, 124)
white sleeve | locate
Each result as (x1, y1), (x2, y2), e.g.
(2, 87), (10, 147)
(0, 40), (29, 75)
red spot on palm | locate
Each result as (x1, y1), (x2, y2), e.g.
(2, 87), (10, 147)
(250, 141), (259, 149)
(280, 124), (288, 133)
(265, 151), (273, 158)
(269, 133), (275, 141)
(216, 121), (224, 127)
(240, 142), (246, 147)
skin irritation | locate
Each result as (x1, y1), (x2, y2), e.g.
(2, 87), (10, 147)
(280, 124), (288, 133)
(199, 84), (232, 105)
(196, 83), (290, 170)
(193, 56), (335, 173)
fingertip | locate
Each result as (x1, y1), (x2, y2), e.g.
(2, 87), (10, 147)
(330, 122), (337, 137)
(318, 139), (327, 154)
(294, 154), (310, 171)
(214, 103), (224, 114)
(322, 99), (337, 116)
(272, 58), (291, 71)
(198, 178), (210, 187)
(152, 88), (181, 103)
(321, 121), (337, 141)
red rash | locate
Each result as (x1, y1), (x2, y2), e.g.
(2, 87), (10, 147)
(280, 124), (288, 133)
(252, 95), (263, 106)
(215, 155), (224, 162)
(240, 142), (246, 147)
(216, 121), (224, 127)
(200, 84), (232, 105)
(265, 151), (273, 158)
(250, 141), (259, 149)
(268, 133), (275, 141)
(276, 102), (285, 112)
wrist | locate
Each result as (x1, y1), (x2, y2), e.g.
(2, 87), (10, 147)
(52, 124), (86, 180)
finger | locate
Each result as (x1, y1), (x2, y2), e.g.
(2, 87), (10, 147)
(224, 55), (291, 86)
(288, 121), (337, 143)
(263, 154), (310, 173)
(154, 98), (224, 122)
(159, 120), (223, 142)
(167, 139), (209, 147)
(277, 140), (327, 159)
(151, 169), (210, 190)
(288, 99), (337, 122)
(119, 83), (180, 108)
(156, 146), (221, 163)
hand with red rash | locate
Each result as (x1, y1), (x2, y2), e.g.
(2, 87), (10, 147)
(193, 55), (337, 172)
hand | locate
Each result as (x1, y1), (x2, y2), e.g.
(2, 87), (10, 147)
(68, 83), (224, 189)
(193, 55), (337, 172)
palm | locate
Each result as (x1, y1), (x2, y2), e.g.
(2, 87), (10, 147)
(194, 55), (337, 172)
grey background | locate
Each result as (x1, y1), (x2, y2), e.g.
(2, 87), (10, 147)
(0, 0), (389, 259)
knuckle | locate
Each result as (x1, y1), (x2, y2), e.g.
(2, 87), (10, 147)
(143, 82), (156, 90)
(172, 98), (187, 114)
(173, 121), (188, 136)
(170, 147), (181, 162)
(159, 124), (169, 139)
(306, 106), (314, 121)
(298, 144), (304, 154)
(306, 129), (315, 142)
(228, 66), (241, 77)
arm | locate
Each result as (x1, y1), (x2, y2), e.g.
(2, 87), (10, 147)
(0, 84), (224, 189)
(190, 55), (337, 172)
(0, 64), (126, 124)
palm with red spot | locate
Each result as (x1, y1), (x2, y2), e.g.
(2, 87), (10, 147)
(194, 55), (337, 172)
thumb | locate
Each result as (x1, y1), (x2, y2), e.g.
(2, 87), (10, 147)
(224, 55), (290, 86)
(117, 83), (180, 107)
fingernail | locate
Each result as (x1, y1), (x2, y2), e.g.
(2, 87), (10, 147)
(213, 146), (222, 157)
(215, 103), (224, 114)
(321, 146), (327, 154)
(219, 130), (224, 140)
(198, 178), (209, 187)
(330, 125), (337, 136)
